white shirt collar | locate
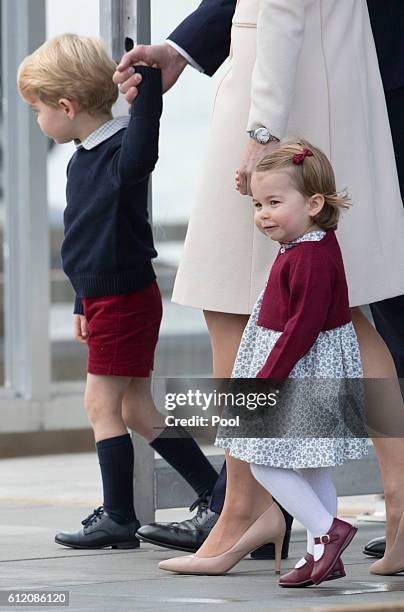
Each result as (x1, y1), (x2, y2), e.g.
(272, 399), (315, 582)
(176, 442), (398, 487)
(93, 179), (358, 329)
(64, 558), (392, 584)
(280, 230), (326, 250)
(74, 116), (130, 150)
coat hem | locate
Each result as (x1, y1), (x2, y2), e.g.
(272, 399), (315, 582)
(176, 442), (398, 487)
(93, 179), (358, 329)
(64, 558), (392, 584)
(172, 287), (404, 315)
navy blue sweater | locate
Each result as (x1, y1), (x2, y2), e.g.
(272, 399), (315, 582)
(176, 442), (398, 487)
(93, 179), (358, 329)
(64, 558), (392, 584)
(61, 66), (162, 315)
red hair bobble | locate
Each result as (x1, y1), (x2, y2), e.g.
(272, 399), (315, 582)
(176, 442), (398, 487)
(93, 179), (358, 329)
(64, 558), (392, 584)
(292, 148), (314, 165)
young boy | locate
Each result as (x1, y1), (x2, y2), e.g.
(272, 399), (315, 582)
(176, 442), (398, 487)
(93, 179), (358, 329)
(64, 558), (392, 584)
(17, 33), (218, 549)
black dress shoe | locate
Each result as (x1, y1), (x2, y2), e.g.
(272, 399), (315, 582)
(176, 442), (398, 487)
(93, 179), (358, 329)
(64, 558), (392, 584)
(363, 535), (386, 558)
(250, 529), (291, 560)
(136, 497), (218, 553)
(55, 506), (140, 549)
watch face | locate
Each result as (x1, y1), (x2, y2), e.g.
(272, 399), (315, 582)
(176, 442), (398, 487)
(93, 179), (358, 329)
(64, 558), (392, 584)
(256, 128), (270, 144)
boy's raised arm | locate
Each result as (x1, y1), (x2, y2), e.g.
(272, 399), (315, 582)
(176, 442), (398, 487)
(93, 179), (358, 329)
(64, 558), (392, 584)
(111, 65), (163, 186)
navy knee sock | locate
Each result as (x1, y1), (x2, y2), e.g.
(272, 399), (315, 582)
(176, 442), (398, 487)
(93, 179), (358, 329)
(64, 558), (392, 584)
(96, 433), (137, 525)
(150, 426), (218, 498)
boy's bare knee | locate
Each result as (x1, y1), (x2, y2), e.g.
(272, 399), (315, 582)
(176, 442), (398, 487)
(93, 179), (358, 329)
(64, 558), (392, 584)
(84, 388), (103, 422)
(84, 385), (116, 425)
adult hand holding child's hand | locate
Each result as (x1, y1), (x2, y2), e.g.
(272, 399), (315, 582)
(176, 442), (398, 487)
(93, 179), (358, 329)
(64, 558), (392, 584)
(113, 43), (187, 105)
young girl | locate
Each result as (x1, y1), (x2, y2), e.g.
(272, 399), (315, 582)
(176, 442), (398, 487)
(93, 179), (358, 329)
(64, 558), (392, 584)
(159, 140), (368, 585)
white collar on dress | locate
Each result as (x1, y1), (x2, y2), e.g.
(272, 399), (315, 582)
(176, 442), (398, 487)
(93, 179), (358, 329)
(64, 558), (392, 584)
(280, 230), (326, 251)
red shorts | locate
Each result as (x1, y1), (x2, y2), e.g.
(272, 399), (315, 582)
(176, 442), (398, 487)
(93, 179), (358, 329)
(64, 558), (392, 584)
(82, 282), (162, 377)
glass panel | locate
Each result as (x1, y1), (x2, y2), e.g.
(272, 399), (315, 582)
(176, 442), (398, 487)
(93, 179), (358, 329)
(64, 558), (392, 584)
(0, 5), (4, 386)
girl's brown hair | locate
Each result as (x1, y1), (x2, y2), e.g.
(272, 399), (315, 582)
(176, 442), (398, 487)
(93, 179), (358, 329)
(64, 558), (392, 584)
(255, 140), (350, 230)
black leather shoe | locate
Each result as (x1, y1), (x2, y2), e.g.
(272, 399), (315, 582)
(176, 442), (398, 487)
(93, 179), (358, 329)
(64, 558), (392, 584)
(55, 506), (140, 549)
(363, 535), (386, 558)
(136, 496), (219, 552)
(250, 529), (291, 560)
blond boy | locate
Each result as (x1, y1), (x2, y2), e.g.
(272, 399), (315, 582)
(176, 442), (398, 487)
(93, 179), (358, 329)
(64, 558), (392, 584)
(17, 34), (218, 549)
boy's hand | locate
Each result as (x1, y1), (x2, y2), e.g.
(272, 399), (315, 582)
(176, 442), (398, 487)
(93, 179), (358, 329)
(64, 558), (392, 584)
(74, 315), (88, 344)
(113, 43), (187, 103)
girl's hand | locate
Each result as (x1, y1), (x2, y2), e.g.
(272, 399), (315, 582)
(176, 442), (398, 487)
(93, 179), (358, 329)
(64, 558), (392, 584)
(74, 315), (88, 344)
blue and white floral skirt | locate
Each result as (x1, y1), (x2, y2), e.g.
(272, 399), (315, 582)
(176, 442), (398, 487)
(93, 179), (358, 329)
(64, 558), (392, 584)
(215, 290), (369, 468)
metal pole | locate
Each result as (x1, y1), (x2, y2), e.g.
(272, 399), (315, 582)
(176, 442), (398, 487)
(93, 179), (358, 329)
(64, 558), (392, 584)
(100, 0), (155, 524)
(2, 0), (50, 400)
(100, 0), (151, 61)
(100, 0), (152, 225)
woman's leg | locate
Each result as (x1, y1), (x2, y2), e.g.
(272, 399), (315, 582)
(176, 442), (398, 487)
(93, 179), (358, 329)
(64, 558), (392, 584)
(351, 307), (404, 553)
(196, 311), (273, 557)
(372, 438), (404, 554)
(122, 376), (218, 498)
(203, 310), (250, 377)
(351, 307), (398, 378)
(197, 450), (274, 557)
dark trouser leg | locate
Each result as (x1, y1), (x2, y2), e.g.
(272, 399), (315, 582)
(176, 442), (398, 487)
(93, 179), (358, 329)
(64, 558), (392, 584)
(369, 87), (404, 385)
(150, 426), (219, 498)
(370, 297), (404, 380)
(209, 462), (227, 513)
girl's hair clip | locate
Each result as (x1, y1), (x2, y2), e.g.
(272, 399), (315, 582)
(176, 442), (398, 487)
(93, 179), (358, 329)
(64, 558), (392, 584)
(292, 148), (314, 165)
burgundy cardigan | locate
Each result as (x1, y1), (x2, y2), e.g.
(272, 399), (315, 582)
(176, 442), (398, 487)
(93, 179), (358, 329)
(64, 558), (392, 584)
(256, 230), (351, 379)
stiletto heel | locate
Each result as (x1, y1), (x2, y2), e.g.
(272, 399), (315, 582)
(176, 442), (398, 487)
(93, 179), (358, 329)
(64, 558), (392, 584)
(274, 537), (283, 574)
(159, 500), (286, 575)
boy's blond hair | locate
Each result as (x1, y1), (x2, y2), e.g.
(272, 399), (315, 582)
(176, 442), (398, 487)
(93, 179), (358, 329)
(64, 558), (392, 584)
(17, 33), (118, 116)
(255, 140), (350, 230)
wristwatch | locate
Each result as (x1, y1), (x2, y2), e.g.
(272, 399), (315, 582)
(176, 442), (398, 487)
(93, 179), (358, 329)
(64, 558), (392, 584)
(248, 127), (280, 145)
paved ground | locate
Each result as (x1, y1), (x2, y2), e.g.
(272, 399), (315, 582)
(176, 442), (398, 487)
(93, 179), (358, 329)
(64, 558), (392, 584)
(1, 454), (404, 612)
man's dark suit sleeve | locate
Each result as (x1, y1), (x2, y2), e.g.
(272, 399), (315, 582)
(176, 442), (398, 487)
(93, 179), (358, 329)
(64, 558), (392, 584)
(168, 0), (236, 76)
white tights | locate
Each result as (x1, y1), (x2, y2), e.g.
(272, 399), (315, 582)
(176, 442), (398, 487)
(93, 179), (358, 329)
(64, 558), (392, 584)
(251, 464), (337, 564)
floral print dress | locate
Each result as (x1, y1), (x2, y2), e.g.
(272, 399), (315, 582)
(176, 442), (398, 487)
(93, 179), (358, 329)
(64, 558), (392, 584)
(215, 231), (368, 468)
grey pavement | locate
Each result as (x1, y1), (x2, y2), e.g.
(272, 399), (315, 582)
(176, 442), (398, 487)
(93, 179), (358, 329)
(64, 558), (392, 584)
(1, 454), (404, 611)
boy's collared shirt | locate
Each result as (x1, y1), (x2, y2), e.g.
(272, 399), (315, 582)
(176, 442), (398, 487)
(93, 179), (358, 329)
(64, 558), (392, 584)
(75, 116), (130, 151)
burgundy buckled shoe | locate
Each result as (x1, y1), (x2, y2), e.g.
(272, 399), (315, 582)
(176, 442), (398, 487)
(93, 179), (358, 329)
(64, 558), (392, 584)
(279, 552), (345, 587)
(311, 518), (357, 585)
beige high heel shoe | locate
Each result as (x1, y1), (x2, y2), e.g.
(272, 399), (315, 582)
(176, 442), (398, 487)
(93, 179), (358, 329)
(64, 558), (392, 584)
(370, 512), (404, 575)
(158, 501), (286, 575)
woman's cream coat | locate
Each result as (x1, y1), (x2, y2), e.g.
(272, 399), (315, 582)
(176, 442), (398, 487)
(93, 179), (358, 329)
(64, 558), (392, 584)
(173, 0), (404, 311)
